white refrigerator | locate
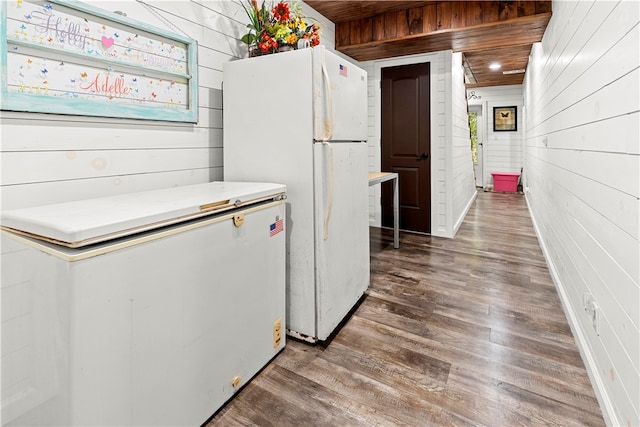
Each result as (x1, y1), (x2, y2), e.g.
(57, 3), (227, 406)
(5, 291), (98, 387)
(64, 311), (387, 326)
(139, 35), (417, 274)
(1, 182), (286, 426)
(223, 46), (370, 342)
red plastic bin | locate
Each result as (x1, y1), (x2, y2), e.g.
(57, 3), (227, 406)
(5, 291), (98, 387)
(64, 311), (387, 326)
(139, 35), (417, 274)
(491, 172), (520, 192)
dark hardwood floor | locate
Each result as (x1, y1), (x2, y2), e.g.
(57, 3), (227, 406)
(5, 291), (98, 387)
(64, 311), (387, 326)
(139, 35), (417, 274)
(207, 192), (605, 426)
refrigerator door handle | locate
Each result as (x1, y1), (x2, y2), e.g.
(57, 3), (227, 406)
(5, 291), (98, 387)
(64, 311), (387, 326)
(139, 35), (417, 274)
(320, 50), (333, 141)
(321, 141), (334, 240)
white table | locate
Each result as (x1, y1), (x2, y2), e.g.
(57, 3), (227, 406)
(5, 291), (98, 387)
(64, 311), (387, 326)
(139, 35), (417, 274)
(368, 172), (399, 249)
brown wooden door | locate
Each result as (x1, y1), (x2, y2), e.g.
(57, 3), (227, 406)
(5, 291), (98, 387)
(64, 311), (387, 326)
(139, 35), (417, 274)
(381, 63), (431, 233)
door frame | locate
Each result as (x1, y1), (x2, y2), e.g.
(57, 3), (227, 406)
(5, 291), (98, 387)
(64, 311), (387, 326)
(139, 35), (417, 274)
(371, 53), (440, 232)
(469, 104), (484, 188)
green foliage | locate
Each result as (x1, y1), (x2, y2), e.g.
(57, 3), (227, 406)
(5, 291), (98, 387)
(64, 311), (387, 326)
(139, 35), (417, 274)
(469, 112), (478, 165)
(239, 0), (270, 46)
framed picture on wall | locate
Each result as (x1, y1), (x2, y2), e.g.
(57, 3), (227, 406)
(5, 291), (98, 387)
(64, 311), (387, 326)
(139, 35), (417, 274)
(493, 106), (517, 131)
(1, 0), (199, 123)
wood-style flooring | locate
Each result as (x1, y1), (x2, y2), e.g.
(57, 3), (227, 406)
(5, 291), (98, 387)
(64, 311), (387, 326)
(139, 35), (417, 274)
(207, 191), (605, 426)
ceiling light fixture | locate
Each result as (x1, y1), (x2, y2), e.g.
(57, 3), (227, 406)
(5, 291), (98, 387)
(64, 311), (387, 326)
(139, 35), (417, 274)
(503, 69), (526, 75)
(489, 63), (501, 70)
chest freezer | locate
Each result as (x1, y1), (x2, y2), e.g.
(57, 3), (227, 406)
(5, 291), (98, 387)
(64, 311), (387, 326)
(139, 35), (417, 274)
(1, 181), (287, 427)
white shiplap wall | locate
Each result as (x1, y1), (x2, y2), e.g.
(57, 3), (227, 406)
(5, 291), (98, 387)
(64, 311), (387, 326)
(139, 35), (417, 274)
(0, 0), (334, 211)
(365, 50), (476, 238)
(467, 85), (524, 188)
(1, 1), (232, 210)
(450, 52), (477, 234)
(523, 1), (639, 426)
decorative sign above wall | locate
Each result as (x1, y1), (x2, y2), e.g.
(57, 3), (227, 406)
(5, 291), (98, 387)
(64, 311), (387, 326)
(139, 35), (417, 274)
(1, 0), (198, 123)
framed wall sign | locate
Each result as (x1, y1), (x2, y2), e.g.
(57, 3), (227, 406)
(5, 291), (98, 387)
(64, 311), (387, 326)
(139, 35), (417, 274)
(1, 0), (198, 123)
(493, 106), (517, 132)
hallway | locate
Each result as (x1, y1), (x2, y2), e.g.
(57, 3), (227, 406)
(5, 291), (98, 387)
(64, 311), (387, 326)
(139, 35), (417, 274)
(208, 191), (605, 426)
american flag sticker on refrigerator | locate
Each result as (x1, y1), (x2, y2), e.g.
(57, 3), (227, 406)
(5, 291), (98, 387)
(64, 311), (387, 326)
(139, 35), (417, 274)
(270, 217), (283, 237)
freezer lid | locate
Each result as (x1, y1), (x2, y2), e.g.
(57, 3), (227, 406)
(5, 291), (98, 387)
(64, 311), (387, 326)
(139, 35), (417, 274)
(1, 181), (286, 248)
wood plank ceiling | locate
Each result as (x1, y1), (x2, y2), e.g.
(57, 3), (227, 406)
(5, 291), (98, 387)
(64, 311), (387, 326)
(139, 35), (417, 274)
(304, 1), (552, 87)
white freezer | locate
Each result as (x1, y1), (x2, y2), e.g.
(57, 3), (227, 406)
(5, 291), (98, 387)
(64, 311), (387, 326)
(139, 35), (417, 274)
(1, 181), (284, 247)
(223, 47), (370, 342)
(1, 182), (287, 426)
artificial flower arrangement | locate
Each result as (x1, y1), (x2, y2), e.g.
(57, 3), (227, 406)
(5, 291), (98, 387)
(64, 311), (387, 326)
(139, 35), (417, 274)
(240, 0), (320, 56)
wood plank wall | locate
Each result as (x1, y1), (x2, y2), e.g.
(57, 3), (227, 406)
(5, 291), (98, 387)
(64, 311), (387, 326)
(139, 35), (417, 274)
(523, 1), (639, 426)
(336, 1), (552, 48)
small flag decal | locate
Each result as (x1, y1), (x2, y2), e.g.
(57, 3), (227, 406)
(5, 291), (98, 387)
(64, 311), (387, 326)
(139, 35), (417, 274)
(339, 64), (348, 77)
(270, 217), (284, 237)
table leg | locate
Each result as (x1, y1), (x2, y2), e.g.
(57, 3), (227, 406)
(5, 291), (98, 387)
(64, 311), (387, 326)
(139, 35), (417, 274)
(393, 176), (399, 249)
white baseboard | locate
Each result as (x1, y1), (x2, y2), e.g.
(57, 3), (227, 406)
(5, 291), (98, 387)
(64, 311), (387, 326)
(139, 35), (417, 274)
(453, 190), (477, 237)
(524, 195), (620, 427)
